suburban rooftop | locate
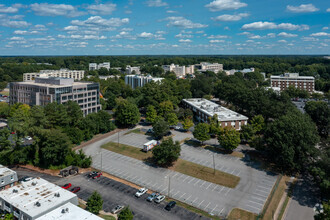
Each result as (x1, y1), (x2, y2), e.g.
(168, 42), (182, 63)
(183, 98), (248, 121)
(0, 165), (16, 177)
(35, 202), (103, 220)
(0, 177), (77, 218)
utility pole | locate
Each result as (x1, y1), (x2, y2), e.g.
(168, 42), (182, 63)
(118, 130), (119, 148)
(168, 175), (171, 197)
(101, 150), (103, 171)
(213, 154), (216, 175)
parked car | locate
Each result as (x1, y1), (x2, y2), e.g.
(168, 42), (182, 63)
(88, 171), (98, 178)
(61, 183), (72, 189)
(147, 192), (159, 202)
(154, 195), (166, 203)
(25, 136), (32, 140)
(70, 187), (80, 193)
(92, 172), (102, 179)
(146, 128), (153, 134)
(164, 131), (172, 136)
(20, 176), (33, 182)
(111, 205), (124, 214)
(165, 201), (176, 211)
(170, 125), (180, 130)
(135, 188), (148, 197)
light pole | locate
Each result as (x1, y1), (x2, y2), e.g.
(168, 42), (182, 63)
(100, 150), (103, 171)
(167, 175), (171, 197)
(213, 153), (216, 175)
(118, 130), (120, 148)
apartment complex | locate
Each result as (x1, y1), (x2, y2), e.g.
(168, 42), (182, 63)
(125, 74), (164, 89)
(10, 77), (101, 116)
(0, 177), (78, 220)
(182, 98), (248, 130)
(23, 69), (85, 82)
(270, 73), (315, 93)
(0, 165), (18, 191)
(225, 68), (255, 76)
(36, 202), (103, 220)
(89, 62), (110, 71)
(126, 65), (141, 75)
(162, 64), (195, 77)
(195, 62), (223, 73)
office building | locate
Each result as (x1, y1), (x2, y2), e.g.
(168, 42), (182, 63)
(10, 77), (101, 116)
(185, 65), (195, 75)
(195, 62), (223, 73)
(225, 68), (255, 76)
(125, 75), (164, 89)
(126, 65), (141, 75)
(270, 73), (315, 93)
(89, 62), (110, 71)
(23, 69), (85, 82)
(182, 98), (248, 130)
(162, 64), (186, 77)
(0, 177), (78, 220)
(0, 165), (18, 191)
(36, 202), (103, 220)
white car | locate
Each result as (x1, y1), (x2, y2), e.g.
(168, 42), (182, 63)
(135, 187), (148, 197)
(111, 205), (124, 214)
(154, 195), (166, 203)
(25, 136), (32, 140)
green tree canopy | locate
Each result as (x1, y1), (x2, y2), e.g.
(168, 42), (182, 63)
(166, 112), (179, 126)
(114, 99), (140, 127)
(152, 138), (181, 166)
(193, 123), (210, 145)
(182, 117), (194, 131)
(86, 191), (103, 215)
(146, 105), (157, 124)
(159, 100), (174, 117)
(304, 101), (329, 138)
(152, 118), (170, 139)
(218, 127), (241, 151)
(118, 206), (134, 220)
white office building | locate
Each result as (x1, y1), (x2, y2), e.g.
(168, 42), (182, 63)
(89, 62), (110, 71)
(195, 62), (223, 73)
(225, 68), (255, 76)
(0, 177), (78, 220)
(126, 65), (141, 75)
(0, 165), (18, 191)
(125, 75), (164, 89)
(23, 69), (85, 82)
(162, 64), (186, 77)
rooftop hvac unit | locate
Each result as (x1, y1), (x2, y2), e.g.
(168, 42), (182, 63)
(35, 202), (41, 207)
(31, 182), (37, 186)
(55, 193), (60, 197)
(12, 189), (18, 193)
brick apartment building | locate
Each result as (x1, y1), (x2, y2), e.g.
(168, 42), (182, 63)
(270, 73), (315, 93)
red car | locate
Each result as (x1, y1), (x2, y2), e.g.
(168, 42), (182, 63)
(92, 172), (102, 179)
(70, 187), (80, 193)
(61, 183), (72, 189)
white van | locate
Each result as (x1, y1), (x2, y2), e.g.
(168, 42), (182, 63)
(143, 140), (159, 152)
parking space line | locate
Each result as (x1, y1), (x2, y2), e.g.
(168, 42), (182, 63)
(230, 169), (235, 174)
(178, 193), (186, 200)
(219, 186), (225, 193)
(205, 202), (211, 210)
(173, 190), (180, 197)
(182, 176), (190, 182)
(198, 200), (204, 208)
(194, 179), (201, 186)
(248, 200), (264, 206)
(206, 183), (212, 190)
(212, 184), (218, 191)
(192, 197), (198, 204)
(187, 177), (195, 184)
(211, 204), (218, 214)
(224, 188), (231, 196)
(218, 207), (224, 216)
(185, 195), (192, 201)
(258, 185), (272, 190)
(200, 181), (207, 187)
(253, 192), (268, 198)
(256, 188), (270, 194)
(245, 204), (260, 212)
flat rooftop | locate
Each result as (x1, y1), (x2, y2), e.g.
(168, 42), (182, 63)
(183, 98), (248, 121)
(0, 177), (77, 218)
(12, 80), (94, 88)
(0, 165), (16, 178)
(36, 202), (103, 220)
(270, 75), (314, 79)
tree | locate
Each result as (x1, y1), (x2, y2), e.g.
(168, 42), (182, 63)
(166, 112), (179, 126)
(264, 111), (320, 172)
(208, 115), (220, 136)
(250, 115), (265, 133)
(240, 124), (256, 143)
(4, 213), (13, 220)
(304, 101), (330, 138)
(159, 100), (174, 117)
(152, 138), (181, 166)
(314, 201), (330, 220)
(44, 102), (69, 128)
(0, 128), (11, 151)
(182, 117), (194, 131)
(86, 191), (103, 215)
(30, 106), (47, 128)
(153, 118), (169, 139)
(193, 123), (210, 145)
(146, 105), (157, 124)
(118, 206), (134, 220)
(64, 101), (83, 127)
(0, 102), (10, 118)
(114, 99), (140, 127)
(218, 127), (240, 151)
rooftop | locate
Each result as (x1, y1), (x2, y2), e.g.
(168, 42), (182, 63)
(0, 165), (16, 178)
(0, 177), (77, 218)
(183, 98), (248, 121)
(271, 73), (314, 79)
(36, 202), (103, 220)
(13, 78), (95, 88)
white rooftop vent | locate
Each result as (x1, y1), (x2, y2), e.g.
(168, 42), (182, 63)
(61, 208), (69, 213)
(32, 181), (37, 186)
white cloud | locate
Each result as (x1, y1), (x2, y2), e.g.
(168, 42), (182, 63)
(156, 31), (166, 34)
(71, 16), (129, 27)
(320, 43), (328, 47)
(242, 21), (309, 31)
(301, 37), (319, 41)
(32, 24), (47, 31)
(205, 0), (247, 12)
(165, 17), (208, 29)
(278, 40), (287, 43)
(138, 32), (154, 38)
(0, 4), (20, 13)
(323, 27), (329, 30)
(207, 35), (228, 39)
(209, 40), (225, 43)
(166, 10), (177, 13)
(30, 3), (85, 17)
(10, 36), (24, 41)
(64, 26), (79, 31)
(13, 30), (40, 35)
(0, 20), (31, 28)
(86, 3), (116, 15)
(213, 13), (249, 21)
(286, 4), (319, 13)
(175, 33), (193, 38)
(327, 8), (330, 12)
(145, 0), (168, 7)
(179, 39), (192, 43)
(278, 32), (298, 38)
(249, 35), (261, 39)
(310, 32), (330, 37)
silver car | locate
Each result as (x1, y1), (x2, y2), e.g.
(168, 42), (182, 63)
(147, 192), (159, 202)
(154, 195), (166, 203)
(111, 205), (124, 214)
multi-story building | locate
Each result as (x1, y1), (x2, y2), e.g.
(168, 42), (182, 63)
(225, 68), (255, 76)
(23, 69), (85, 82)
(182, 98), (248, 130)
(10, 77), (101, 116)
(0, 165), (18, 191)
(36, 202), (103, 220)
(89, 62), (110, 71)
(185, 65), (195, 75)
(125, 75), (164, 89)
(126, 65), (141, 75)
(162, 64), (186, 77)
(270, 73), (315, 93)
(0, 177), (78, 220)
(195, 62), (223, 73)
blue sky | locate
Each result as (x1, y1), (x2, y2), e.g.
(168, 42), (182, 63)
(0, 0), (329, 55)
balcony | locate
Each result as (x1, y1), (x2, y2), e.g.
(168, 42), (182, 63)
(13, 211), (20, 218)
(4, 205), (11, 212)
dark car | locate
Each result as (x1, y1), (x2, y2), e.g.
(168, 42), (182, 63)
(19, 176), (33, 182)
(70, 187), (80, 193)
(164, 131), (172, 136)
(88, 171), (98, 178)
(61, 183), (72, 189)
(165, 201), (176, 211)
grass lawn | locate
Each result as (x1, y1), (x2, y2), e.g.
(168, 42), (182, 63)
(0, 90), (9, 96)
(98, 214), (116, 220)
(124, 128), (146, 135)
(227, 208), (257, 220)
(101, 142), (240, 188)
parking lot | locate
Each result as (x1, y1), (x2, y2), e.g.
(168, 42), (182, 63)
(84, 127), (278, 217)
(14, 168), (208, 220)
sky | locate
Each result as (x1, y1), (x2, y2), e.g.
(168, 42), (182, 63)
(0, 0), (329, 55)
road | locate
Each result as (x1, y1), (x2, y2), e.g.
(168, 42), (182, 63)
(14, 168), (209, 220)
(81, 127), (278, 217)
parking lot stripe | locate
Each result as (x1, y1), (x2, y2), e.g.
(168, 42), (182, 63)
(198, 200), (205, 208)
(192, 197), (198, 204)
(248, 200), (264, 206)
(205, 202), (211, 210)
(224, 188), (231, 196)
(206, 183), (212, 190)
(230, 169), (235, 174)
(253, 192), (268, 198)
(187, 177), (195, 184)
(245, 204), (261, 212)
(185, 195), (192, 201)
(258, 185), (272, 190)
(200, 181), (207, 187)
(212, 184), (218, 191)
(193, 179), (201, 186)
(173, 190), (180, 197)
(182, 176), (190, 182)
(219, 186), (225, 193)
(219, 207), (224, 216)
(256, 188), (270, 194)
(210, 204), (218, 214)
(178, 193), (186, 200)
